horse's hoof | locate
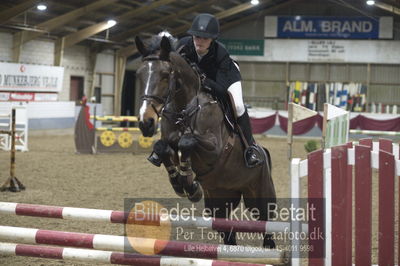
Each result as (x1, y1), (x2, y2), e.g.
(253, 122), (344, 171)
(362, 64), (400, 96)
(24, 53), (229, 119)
(172, 184), (186, 198)
(187, 181), (203, 202)
(172, 186), (186, 197)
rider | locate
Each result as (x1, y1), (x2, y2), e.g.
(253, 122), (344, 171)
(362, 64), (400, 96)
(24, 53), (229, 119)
(148, 13), (262, 168)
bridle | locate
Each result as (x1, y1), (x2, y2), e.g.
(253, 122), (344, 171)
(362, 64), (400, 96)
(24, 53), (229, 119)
(140, 53), (209, 133)
(139, 55), (177, 118)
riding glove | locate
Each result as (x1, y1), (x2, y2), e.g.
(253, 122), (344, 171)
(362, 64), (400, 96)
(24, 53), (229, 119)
(203, 78), (226, 99)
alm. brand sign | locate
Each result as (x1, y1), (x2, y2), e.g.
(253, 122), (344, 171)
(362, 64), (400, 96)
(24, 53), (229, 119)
(220, 39), (264, 56)
(0, 62), (64, 92)
(265, 16), (393, 39)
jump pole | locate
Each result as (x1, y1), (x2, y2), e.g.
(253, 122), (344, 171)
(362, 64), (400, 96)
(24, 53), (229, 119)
(0, 202), (307, 234)
(90, 115), (139, 122)
(0, 225), (286, 265)
(0, 109), (25, 192)
(349, 129), (400, 137)
(0, 242), (272, 266)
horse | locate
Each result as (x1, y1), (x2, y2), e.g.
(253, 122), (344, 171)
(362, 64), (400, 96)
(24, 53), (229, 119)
(135, 34), (277, 248)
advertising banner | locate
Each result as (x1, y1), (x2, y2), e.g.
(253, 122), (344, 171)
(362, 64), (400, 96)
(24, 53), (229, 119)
(0, 62), (64, 92)
(265, 16), (393, 39)
(0, 92), (58, 101)
(219, 39), (264, 56)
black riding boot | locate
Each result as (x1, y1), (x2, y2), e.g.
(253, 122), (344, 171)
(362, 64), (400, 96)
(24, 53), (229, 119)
(237, 111), (262, 168)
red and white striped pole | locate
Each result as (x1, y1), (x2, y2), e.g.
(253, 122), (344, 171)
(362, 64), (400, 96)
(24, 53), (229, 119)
(0, 225), (285, 265)
(0, 202), (300, 234)
(0, 242), (272, 266)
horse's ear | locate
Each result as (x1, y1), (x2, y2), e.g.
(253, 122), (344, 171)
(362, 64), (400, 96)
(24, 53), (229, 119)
(135, 36), (148, 56)
(160, 36), (171, 61)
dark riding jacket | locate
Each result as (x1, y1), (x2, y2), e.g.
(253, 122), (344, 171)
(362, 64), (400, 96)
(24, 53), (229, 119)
(177, 36), (241, 101)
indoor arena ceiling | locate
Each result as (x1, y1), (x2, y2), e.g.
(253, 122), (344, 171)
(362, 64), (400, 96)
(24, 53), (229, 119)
(0, 0), (399, 58)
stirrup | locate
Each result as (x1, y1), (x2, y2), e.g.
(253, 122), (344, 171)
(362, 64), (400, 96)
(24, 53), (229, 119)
(244, 145), (263, 168)
(147, 151), (162, 167)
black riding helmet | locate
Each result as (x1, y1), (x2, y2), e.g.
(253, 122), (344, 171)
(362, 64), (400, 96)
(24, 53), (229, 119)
(187, 13), (220, 39)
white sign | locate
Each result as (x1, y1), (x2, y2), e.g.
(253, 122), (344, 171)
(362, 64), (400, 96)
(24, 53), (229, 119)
(234, 39), (400, 64)
(0, 62), (64, 92)
(0, 92), (58, 102)
(307, 40), (346, 61)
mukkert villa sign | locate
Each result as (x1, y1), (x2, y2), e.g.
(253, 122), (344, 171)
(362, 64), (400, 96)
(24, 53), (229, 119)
(0, 62), (64, 92)
(265, 16), (393, 39)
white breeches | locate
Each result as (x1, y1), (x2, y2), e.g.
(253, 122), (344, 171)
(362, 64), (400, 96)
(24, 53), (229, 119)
(227, 81), (245, 117)
(228, 61), (245, 117)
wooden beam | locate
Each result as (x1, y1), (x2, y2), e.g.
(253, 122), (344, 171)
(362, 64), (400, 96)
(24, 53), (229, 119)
(117, 45), (137, 58)
(63, 21), (113, 48)
(21, 0), (117, 43)
(374, 2), (400, 15)
(175, 19), (191, 25)
(66, 0), (177, 54)
(114, 54), (127, 115)
(210, 4), (226, 12)
(112, 0), (216, 42)
(12, 33), (23, 62)
(221, 0), (302, 31)
(87, 50), (98, 99)
(215, 2), (257, 20)
(54, 38), (65, 66)
(0, 0), (38, 25)
(116, 0), (177, 21)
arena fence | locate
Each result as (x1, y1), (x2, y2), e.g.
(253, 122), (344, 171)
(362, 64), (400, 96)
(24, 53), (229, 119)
(291, 138), (400, 266)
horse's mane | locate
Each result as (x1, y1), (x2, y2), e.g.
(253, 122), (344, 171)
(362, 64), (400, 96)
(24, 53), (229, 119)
(169, 52), (199, 82)
(144, 31), (178, 54)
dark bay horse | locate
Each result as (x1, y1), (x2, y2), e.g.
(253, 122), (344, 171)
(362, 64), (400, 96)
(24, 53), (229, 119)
(135, 34), (276, 248)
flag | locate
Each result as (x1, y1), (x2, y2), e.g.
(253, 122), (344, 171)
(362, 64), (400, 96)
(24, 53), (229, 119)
(323, 103), (350, 148)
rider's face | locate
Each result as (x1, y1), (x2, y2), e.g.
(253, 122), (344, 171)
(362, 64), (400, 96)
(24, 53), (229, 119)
(193, 36), (212, 56)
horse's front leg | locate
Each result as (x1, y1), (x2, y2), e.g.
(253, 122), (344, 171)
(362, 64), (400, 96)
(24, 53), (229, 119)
(153, 140), (185, 197)
(178, 134), (203, 202)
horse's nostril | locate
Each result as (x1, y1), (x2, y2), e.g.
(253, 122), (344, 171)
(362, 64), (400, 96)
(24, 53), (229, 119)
(139, 118), (156, 137)
(139, 121), (145, 131)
